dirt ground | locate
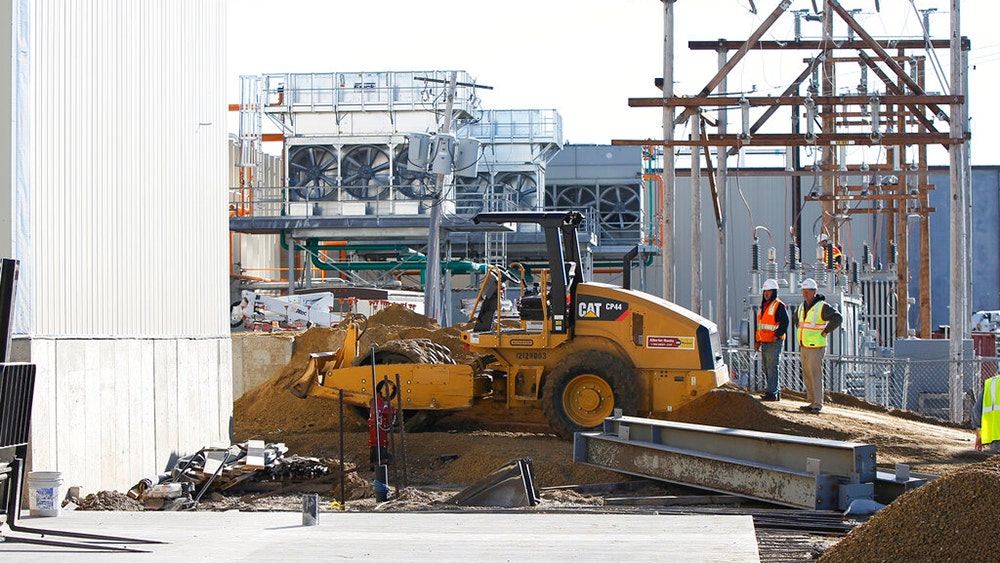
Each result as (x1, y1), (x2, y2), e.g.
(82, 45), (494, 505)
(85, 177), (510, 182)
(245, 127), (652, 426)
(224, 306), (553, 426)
(227, 307), (999, 559)
(233, 309), (984, 484)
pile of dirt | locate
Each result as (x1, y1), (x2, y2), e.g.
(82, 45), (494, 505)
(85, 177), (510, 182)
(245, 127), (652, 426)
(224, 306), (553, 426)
(369, 305), (439, 330)
(233, 326), (365, 438)
(658, 387), (851, 440)
(820, 455), (1000, 562)
(233, 305), (483, 442)
(73, 490), (144, 511)
(660, 387), (781, 430)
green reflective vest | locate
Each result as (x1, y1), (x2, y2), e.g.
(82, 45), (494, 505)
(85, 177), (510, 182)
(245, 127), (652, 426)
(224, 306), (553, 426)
(983, 376), (1000, 445)
(797, 301), (829, 349)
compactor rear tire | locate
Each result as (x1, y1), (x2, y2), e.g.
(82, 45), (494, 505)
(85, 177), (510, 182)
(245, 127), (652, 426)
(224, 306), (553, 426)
(542, 350), (638, 440)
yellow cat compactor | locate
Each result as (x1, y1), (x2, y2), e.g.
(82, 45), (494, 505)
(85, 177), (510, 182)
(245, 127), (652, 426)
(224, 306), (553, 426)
(290, 211), (730, 438)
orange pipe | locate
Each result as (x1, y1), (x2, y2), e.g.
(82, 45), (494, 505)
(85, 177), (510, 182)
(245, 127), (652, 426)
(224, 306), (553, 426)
(642, 173), (664, 248)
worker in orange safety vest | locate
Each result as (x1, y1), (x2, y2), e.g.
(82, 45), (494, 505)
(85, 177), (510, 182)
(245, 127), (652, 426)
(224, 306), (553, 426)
(755, 278), (789, 402)
(818, 233), (843, 269)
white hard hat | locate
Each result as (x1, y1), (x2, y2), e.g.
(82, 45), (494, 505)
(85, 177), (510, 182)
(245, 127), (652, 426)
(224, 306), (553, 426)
(801, 278), (818, 290)
(762, 279), (779, 291)
(818, 233), (829, 244)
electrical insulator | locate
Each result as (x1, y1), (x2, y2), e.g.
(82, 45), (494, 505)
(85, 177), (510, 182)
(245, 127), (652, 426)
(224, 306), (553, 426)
(751, 240), (760, 271)
(851, 260), (859, 285)
(888, 242), (897, 265)
(869, 95), (881, 140)
(765, 260), (779, 281)
(740, 98), (751, 140)
(788, 241), (799, 270)
(862, 243), (870, 269)
(858, 60), (868, 96)
(804, 97), (817, 141)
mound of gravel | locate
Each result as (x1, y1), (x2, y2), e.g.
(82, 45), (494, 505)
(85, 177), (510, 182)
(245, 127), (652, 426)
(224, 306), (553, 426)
(819, 455), (1000, 562)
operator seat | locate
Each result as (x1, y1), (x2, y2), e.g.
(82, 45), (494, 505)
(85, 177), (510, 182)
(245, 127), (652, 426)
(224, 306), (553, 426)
(472, 271), (501, 332)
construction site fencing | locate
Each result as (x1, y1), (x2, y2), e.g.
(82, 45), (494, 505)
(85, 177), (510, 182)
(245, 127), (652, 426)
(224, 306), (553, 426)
(724, 347), (998, 424)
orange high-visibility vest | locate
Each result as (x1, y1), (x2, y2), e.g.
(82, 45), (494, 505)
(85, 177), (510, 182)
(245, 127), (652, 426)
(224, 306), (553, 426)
(756, 299), (785, 343)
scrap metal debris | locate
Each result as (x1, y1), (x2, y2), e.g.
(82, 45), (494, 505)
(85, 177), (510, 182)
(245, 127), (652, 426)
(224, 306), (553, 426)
(127, 441), (346, 510)
(446, 458), (539, 508)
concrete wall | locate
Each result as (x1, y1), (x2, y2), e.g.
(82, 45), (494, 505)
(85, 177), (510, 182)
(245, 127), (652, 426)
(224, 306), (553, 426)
(16, 338), (232, 491)
(230, 332), (294, 400)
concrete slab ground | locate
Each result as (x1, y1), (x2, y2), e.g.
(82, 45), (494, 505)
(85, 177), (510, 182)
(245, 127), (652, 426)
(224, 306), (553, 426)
(1, 510), (760, 562)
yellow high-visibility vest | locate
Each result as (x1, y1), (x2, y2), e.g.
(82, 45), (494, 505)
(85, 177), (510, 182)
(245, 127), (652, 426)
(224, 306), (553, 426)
(983, 376), (1000, 445)
(797, 301), (829, 348)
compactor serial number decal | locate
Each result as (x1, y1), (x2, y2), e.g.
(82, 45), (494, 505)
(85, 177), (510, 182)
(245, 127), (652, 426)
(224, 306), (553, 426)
(646, 335), (695, 350)
(515, 351), (547, 360)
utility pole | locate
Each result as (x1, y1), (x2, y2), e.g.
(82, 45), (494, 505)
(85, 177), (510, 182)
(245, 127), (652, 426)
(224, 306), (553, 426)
(690, 111), (702, 314)
(948, 0), (968, 422)
(716, 48), (729, 343)
(661, 0), (676, 302)
(423, 72), (457, 323)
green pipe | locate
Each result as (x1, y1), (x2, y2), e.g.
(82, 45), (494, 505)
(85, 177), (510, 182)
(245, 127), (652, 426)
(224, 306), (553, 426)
(302, 240), (424, 253)
(308, 253), (486, 274)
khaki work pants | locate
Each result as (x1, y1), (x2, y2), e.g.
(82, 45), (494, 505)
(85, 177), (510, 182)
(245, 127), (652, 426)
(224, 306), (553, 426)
(800, 346), (826, 408)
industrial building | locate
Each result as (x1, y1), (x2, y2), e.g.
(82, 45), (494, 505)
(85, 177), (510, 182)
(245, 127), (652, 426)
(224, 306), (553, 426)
(0, 0), (991, 507)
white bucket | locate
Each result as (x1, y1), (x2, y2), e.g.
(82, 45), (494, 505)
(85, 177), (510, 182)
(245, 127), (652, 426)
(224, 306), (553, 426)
(27, 471), (64, 517)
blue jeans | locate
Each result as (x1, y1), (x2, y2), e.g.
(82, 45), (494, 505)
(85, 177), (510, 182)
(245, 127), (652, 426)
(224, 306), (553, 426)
(760, 340), (783, 395)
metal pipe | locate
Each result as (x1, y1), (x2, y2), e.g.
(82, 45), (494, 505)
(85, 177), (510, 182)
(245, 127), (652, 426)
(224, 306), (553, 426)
(339, 389), (345, 508)
(395, 373), (408, 490)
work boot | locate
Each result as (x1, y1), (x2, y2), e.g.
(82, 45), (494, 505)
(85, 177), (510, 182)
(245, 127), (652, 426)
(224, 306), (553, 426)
(761, 392), (780, 401)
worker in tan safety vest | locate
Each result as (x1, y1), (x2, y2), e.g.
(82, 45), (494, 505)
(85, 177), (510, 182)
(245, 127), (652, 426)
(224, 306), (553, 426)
(796, 278), (842, 414)
(755, 279), (789, 402)
(974, 374), (1000, 452)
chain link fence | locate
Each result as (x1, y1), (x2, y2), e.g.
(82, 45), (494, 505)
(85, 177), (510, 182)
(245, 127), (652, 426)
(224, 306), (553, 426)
(725, 347), (998, 424)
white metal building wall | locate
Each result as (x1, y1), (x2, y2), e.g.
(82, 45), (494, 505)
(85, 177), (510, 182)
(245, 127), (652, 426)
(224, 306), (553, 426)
(6, 0), (231, 493)
(25, 0), (228, 337)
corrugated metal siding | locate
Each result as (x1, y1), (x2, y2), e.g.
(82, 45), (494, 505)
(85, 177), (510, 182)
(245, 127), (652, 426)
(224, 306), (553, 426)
(28, 0), (228, 337)
(228, 139), (283, 288)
